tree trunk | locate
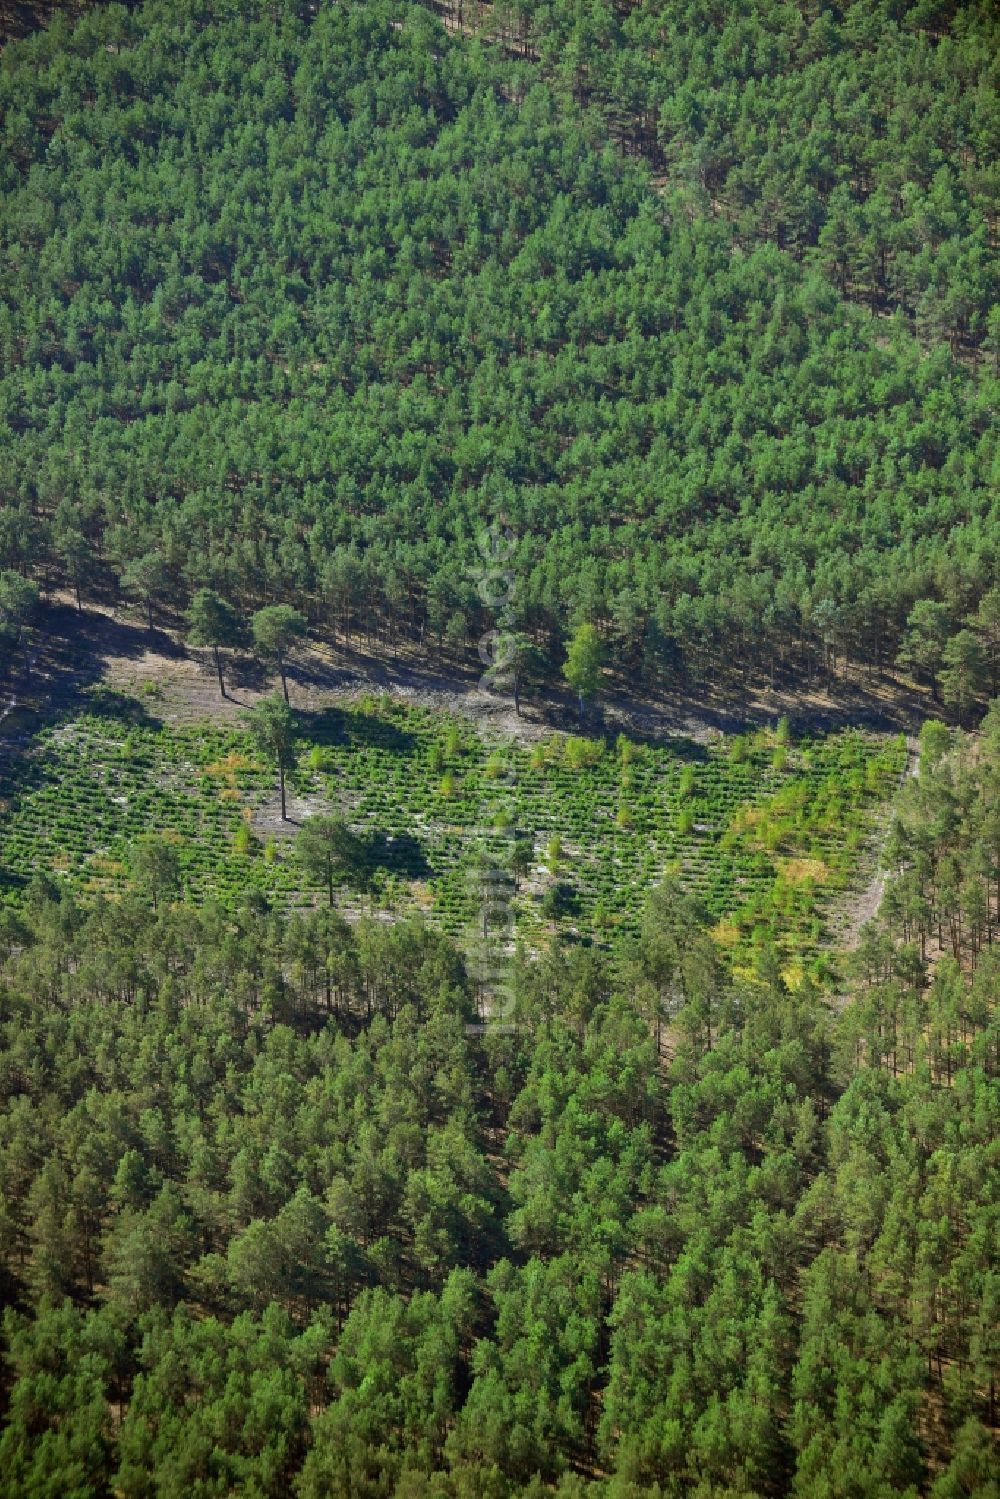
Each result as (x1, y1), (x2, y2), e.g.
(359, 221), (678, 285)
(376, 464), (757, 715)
(279, 763), (287, 821)
(147, 597), (154, 634)
(279, 654), (289, 703)
(214, 645), (226, 698)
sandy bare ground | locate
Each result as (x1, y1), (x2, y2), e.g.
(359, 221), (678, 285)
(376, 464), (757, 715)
(1, 591), (929, 791)
(9, 592), (927, 741)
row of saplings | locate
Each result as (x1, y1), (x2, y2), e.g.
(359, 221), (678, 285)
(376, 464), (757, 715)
(184, 591), (603, 912)
(187, 604), (516, 917)
(186, 593), (360, 900)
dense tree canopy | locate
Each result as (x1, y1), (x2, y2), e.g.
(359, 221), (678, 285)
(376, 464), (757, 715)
(0, 4), (998, 1485)
(480, 0), (1000, 360)
(0, 0), (996, 694)
(0, 701), (996, 1492)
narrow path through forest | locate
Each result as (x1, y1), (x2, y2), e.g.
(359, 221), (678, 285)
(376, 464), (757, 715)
(828, 735), (920, 960)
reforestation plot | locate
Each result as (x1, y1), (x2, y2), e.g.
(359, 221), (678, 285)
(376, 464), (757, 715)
(0, 689), (905, 975)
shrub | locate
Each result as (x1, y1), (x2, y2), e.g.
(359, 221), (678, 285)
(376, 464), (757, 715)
(485, 749), (506, 779)
(563, 735), (603, 770)
(308, 745), (335, 772)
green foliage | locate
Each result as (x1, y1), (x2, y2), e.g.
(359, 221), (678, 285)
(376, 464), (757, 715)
(0, 809), (995, 1495)
(862, 707), (1000, 978)
(115, 1305), (312, 1498)
(918, 718), (951, 771)
(0, 1301), (113, 1499)
(0, 571), (38, 657)
(242, 693), (297, 820)
(484, 749), (507, 780)
(0, 694), (904, 966)
(897, 599), (953, 691)
(185, 589), (243, 697)
(563, 624), (604, 718)
(940, 629), (989, 721)
(185, 589), (241, 652)
(295, 814), (365, 906)
(0, 0), (993, 691)
(0, 7), (995, 1487)
(130, 834), (181, 911)
(121, 553), (170, 632)
(474, 0), (1000, 358)
(252, 605), (308, 703)
(562, 736), (603, 771)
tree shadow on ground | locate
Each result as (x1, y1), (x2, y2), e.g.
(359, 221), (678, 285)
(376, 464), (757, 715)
(1, 601), (180, 742)
(0, 866), (27, 901)
(539, 880), (582, 921)
(226, 654), (270, 695)
(622, 728), (710, 762)
(80, 683), (163, 731)
(363, 829), (432, 880)
(297, 703), (417, 754)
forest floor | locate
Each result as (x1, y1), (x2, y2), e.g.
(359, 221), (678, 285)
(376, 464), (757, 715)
(0, 593), (931, 753)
